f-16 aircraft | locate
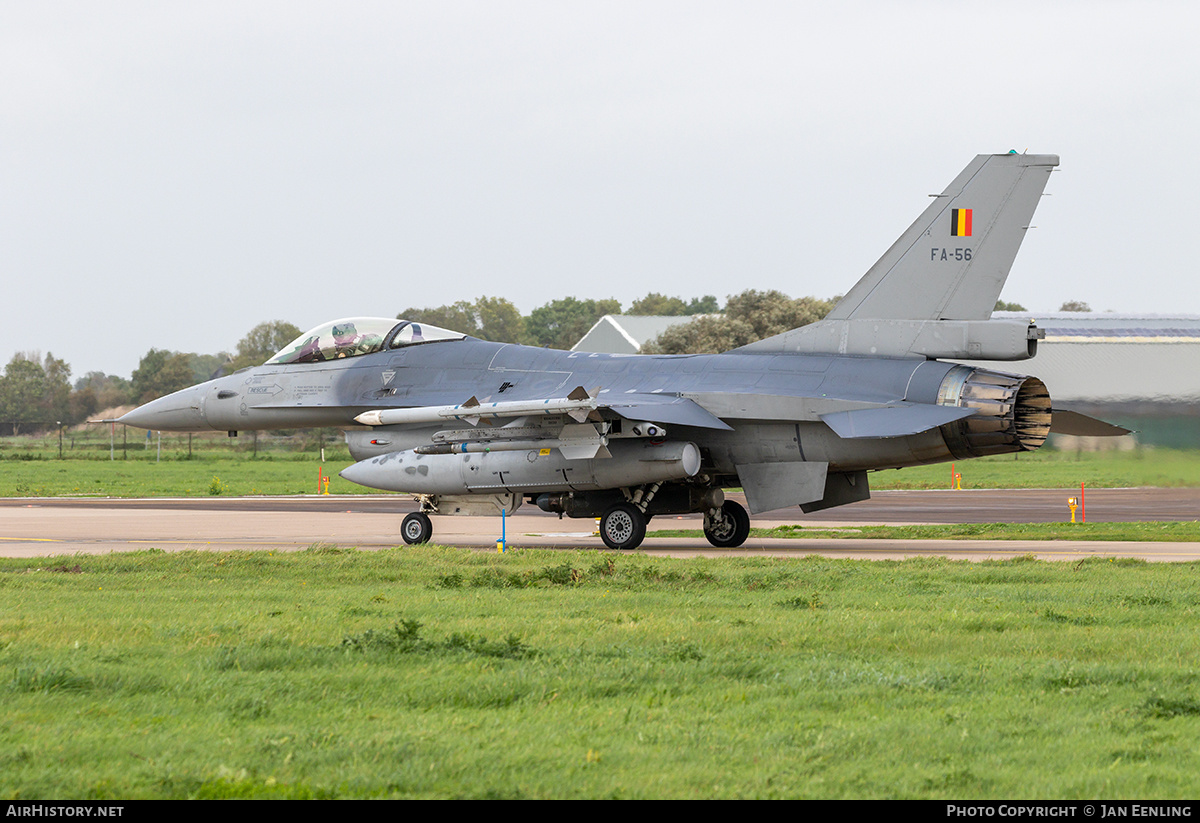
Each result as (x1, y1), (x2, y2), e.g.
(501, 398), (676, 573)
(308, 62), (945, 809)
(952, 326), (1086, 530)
(120, 152), (1125, 550)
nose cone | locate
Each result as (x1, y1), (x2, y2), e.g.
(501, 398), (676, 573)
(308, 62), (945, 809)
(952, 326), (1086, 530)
(339, 454), (404, 492)
(339, 458), (381, 490)
(119, 385), (210, 431)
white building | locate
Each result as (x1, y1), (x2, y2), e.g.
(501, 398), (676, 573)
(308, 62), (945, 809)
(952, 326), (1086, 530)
(572, 315), (699, 355)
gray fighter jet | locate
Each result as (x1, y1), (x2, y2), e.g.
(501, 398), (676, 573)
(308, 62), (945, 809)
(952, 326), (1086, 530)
(120, 152), (1125, 550)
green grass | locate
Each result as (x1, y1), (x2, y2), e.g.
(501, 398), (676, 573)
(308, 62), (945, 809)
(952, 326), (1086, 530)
(0, 456), (371, 498)
(0, 428), (362, 497)
(870, 446), (1200, 490)
(651, 522), (1200, 542)
(1, 441), (1199, 498)
(3, 548), (1200, 798)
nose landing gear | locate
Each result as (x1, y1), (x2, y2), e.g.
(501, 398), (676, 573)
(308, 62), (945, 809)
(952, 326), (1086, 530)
(401, 511), (433, 544)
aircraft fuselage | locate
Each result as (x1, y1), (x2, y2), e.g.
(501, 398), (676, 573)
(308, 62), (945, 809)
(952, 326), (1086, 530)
(125, 336), (1047, 481)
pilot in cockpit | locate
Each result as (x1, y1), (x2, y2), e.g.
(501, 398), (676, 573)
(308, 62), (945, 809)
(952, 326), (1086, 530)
(331, 322), (361, 357)
(332, 322), (383, 358)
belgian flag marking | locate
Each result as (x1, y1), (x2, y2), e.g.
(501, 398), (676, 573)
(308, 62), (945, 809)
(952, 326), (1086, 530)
(951, 208), (973, 237)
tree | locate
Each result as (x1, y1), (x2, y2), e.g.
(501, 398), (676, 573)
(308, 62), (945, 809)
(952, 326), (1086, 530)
(398, 301), (476, 335)
(472, 297), (526, 344)
(131, 349), (195, 404)
(231, 320), (302, 371)
(188, 352), (233, 383)
(645, 290), (835, 354)
(68, 386), (99, 424)
(1059, 300), (1092, 312)
(684, 295), (721, 314)
(74, 372), (132, 412)
(41, 353), (72, 425)
(0, 355), (46, 435)
(629, 293), (721, 315)
(629, 293), (689, 315)
(994, 300), (1027, 312)
(724, 291), (831, 338)
(397, 298), (527, 344)
(525, 297), (621, 350)
(646, 315), (761, 354)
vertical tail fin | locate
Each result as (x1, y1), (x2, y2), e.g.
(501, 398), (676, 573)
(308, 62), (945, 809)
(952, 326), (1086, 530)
(738, 152), (1057, 359)
(827, 152), (1058, 322)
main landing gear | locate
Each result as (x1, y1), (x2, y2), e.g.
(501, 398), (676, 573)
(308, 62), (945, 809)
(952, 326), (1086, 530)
(703, 500), (750, 548)
(599, 503), (649, 551)
(598, 498), (751, 551)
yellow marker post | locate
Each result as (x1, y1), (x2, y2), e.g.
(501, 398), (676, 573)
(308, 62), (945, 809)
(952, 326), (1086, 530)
(1067, 496), (1078, 523)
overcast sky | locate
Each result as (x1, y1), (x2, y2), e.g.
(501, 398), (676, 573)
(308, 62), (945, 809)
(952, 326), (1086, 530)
(4, 1), (1199, 379)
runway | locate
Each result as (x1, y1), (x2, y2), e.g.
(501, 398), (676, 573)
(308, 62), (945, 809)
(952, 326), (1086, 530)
(1, 489), (1197, 561)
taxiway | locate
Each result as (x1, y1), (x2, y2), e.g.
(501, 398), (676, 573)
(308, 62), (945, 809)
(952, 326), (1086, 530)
(1, 489), (1197, 561)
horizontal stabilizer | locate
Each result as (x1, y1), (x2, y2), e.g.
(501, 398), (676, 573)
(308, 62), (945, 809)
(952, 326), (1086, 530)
(820, 404), (976, 439)
(1050, 409), (1131, 437)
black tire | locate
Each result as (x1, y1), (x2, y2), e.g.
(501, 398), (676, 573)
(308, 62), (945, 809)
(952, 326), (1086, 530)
(704, 500), (750, 548)
(401, 512), (433, 545)
(599, 503), (647, 551)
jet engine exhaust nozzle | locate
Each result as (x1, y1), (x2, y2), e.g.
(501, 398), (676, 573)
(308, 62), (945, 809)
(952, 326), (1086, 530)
(936, 365), (1051, 459)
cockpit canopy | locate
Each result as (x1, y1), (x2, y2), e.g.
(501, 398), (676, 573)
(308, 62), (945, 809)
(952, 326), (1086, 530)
(266, 317), (466, 365)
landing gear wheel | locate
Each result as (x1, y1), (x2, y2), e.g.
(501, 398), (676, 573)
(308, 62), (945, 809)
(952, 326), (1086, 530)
(704, 500), (750, 548)
(401, 512), (433, 545)
(599, 503), (647, 551)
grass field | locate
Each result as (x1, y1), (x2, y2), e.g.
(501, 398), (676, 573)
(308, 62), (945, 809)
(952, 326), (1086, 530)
(3, 547), (1199, 799)
(1, 436), (1199, 498)
(0, 456), (371, 498)
(870, 447), (1200, 491)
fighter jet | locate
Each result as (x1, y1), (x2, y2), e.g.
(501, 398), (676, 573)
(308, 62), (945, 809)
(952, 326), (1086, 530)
(120, 152), (1125, 550)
